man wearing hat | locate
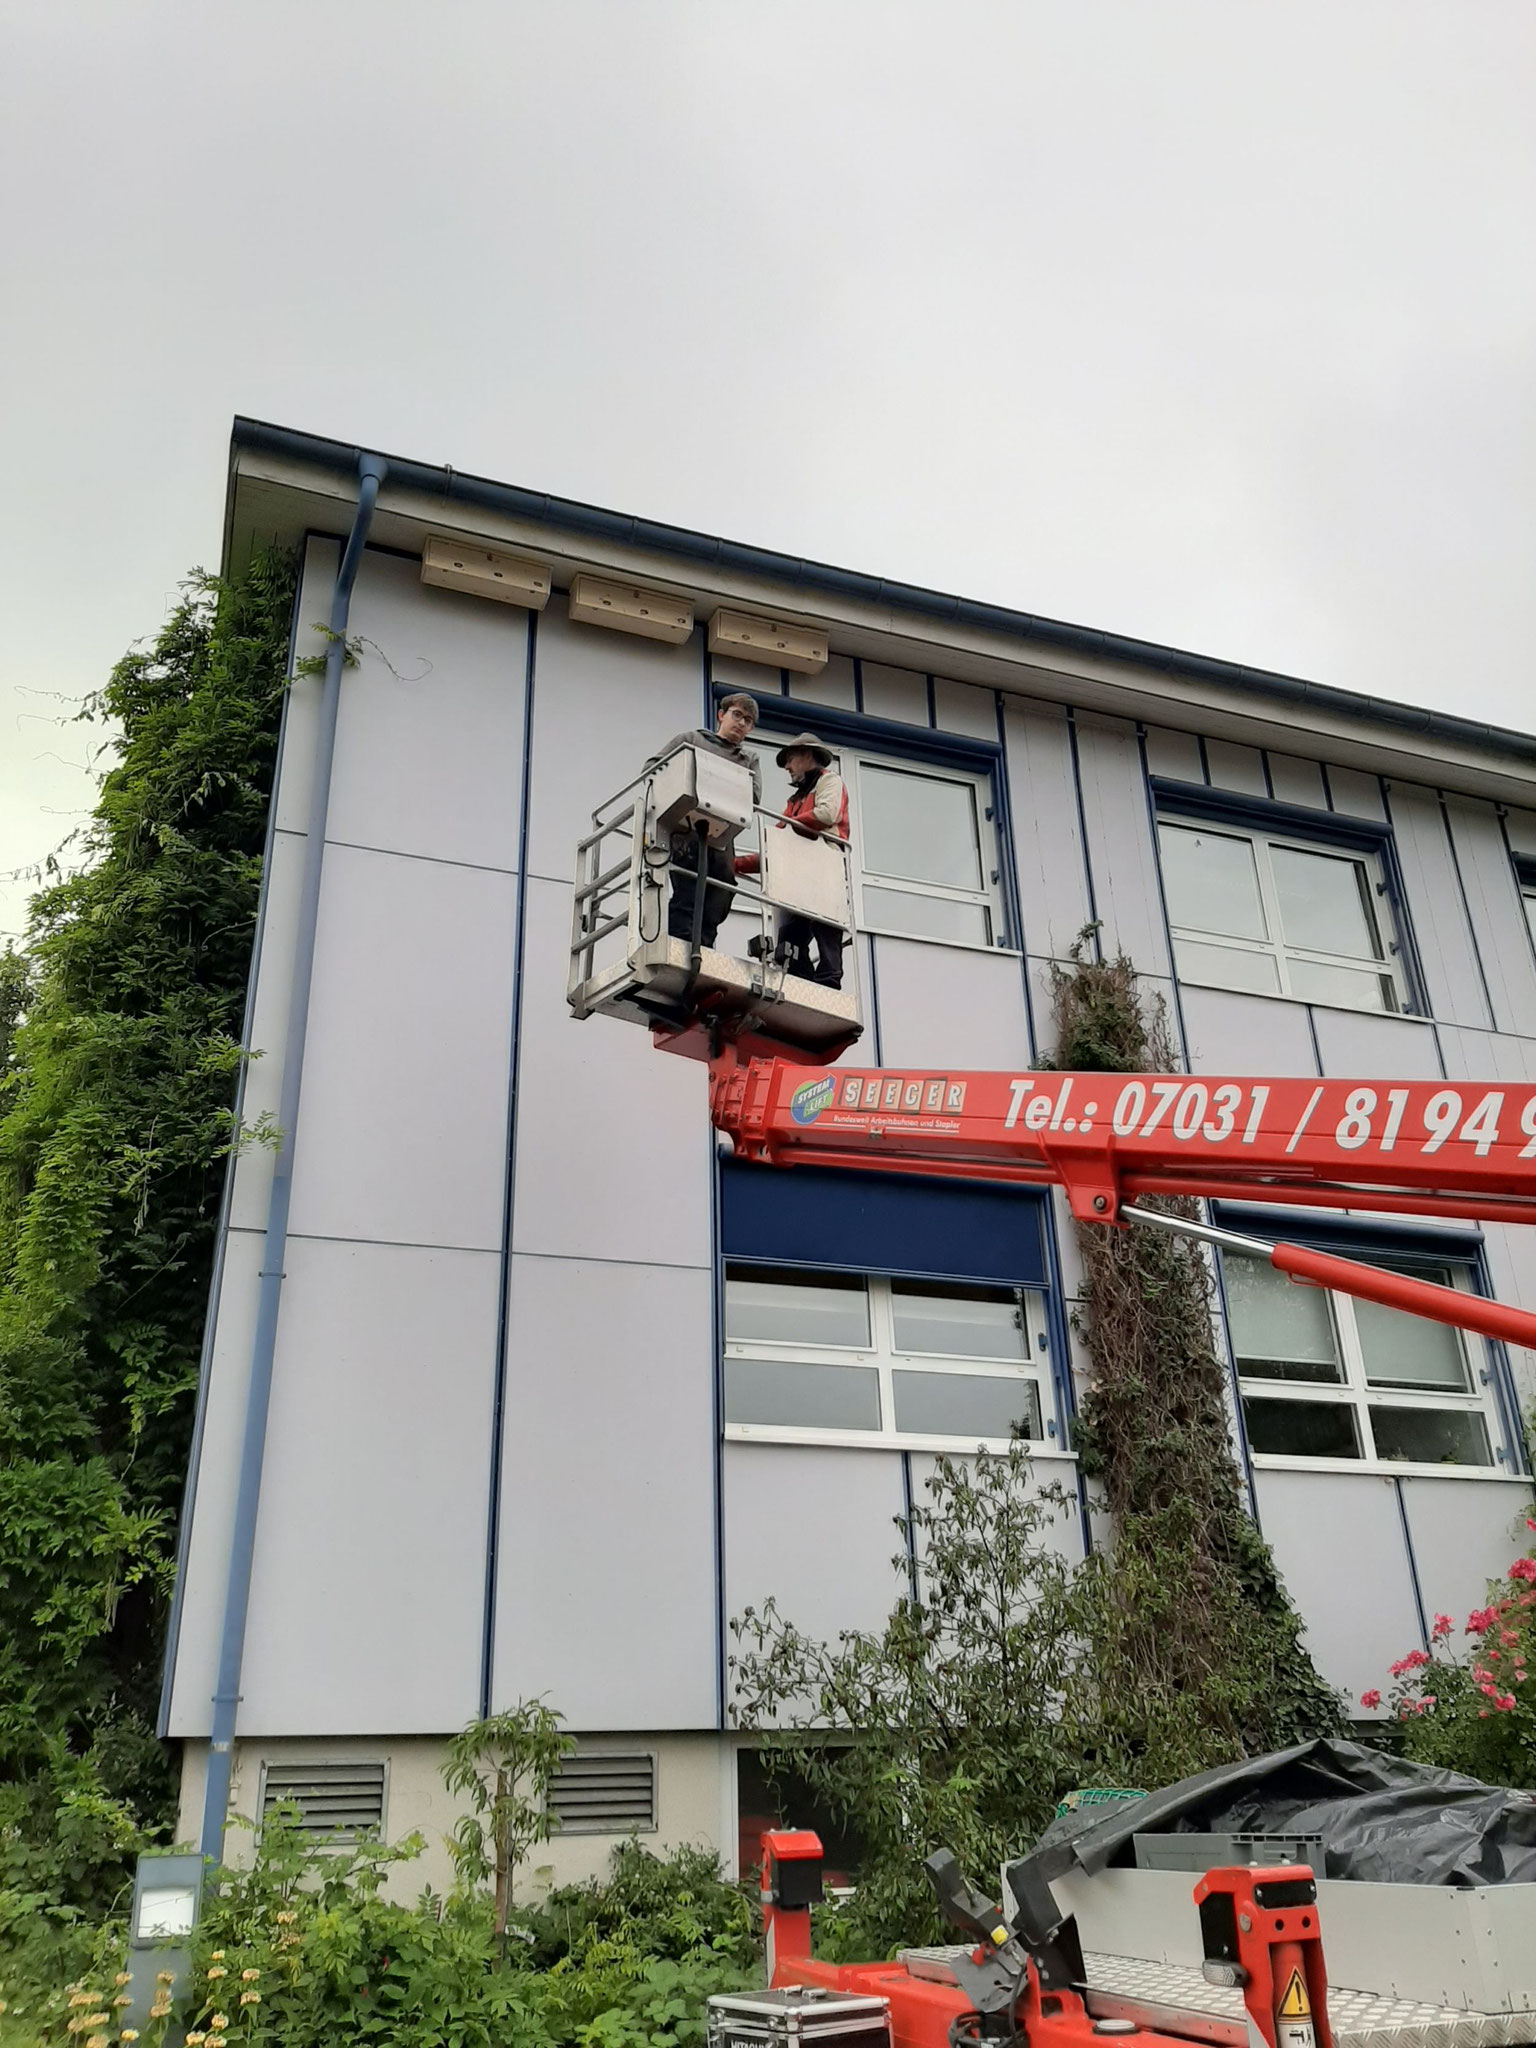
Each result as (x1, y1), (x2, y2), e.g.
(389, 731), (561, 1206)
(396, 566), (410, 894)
(735, 733), (850, 989)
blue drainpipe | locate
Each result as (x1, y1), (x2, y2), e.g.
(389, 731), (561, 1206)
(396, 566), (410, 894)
(199, 452), (387, 1863)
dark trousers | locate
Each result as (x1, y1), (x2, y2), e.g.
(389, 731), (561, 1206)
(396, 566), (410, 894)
(778, 914), (844, 989)
(667, 834), (735, 948)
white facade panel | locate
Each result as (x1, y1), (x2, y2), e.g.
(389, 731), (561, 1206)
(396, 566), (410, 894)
(711, 652), (786, 701)
(1266, 755), (1328, 809)
(1179, 987), (1318, 1078)
(272, 537), (341, 837)
(325, 550), (529, 872)
(524, 596), (703, 884)
(790, 654), (857, 711)
(1073, 714), (1172, 976)
(285, 843), (516, 1252)
(1326, 766), (1387, 821)
(1389, 782), (1493, 1029)
(1204, 739), (1267, 798)
(1308, 1006), (1443, 1081)
(1475, 1223), (1536, 1415)
(1434, 1026), (1536, 1092)
(1443, 797), (1536, 1039)
(872, 936), (1032, 1070)
(513, 875), (711, 1267)
(1003, 702), (1093, 961)
(1253, 1469), (1423, 1706)
(932, 675), (998, 740)
(1505, 808), (1536, 858)
(237, 1235), (500, 1733)
(229, 828), (306, 1233)
(724, 1444), (905, 1679)
(493, 1253), (716, 1729)
(861, 662), (929, 727)
(1399, 1478), (1533, 1630)
(167, 1227), (263, 1736)
(1143, 726), (1203, 785)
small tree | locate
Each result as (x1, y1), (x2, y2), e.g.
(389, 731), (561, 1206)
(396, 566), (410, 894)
(732, 1448), (1084, 1953)
(441, 1699), (574, 1938)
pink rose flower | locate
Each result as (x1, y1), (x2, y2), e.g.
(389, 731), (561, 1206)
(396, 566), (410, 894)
(1359, 1689), (1382, 1710)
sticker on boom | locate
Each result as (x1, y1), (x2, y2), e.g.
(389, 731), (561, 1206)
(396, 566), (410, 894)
(789, 1076), (837, 1126)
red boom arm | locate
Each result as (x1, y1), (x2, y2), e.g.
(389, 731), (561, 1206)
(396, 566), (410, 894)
(707, 1054), (1536, 1350)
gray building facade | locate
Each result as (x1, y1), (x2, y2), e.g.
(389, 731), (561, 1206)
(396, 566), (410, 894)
(167, 420), (1536, 1891)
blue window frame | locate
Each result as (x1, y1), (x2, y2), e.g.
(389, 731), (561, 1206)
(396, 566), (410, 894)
(719, 1162), (1069, 1453)
(1149, 779), (1427, 1016)
(1213, 1206), (1522, 1475)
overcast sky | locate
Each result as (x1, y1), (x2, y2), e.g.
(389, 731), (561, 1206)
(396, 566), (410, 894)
(2, 1), (1532, 943)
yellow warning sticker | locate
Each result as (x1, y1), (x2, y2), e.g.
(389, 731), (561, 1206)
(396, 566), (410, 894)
(1278, 1970), (1311, 2020)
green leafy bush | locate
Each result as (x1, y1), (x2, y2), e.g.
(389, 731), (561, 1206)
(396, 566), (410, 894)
(0, 551), (297, 1908)
(0, 1819), (760, 2048)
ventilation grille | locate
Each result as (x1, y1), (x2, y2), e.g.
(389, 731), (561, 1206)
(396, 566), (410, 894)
(260, 1761), (386, 1837)
(548, 1753), (656, 1834)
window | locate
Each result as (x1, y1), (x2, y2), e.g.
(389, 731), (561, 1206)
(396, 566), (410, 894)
(548, 1753), (656, 1834)
(1521, 881), (1536, 958)
(723, 1264), (1052, 1448)
(1158, 817), (1404, 1012)
(259, 1760), (387, 1838)
(742, 737), (1005, 948)
(1223, 1252), (1499, 1470)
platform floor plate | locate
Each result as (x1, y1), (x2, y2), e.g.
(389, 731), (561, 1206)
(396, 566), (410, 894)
(896, 1950), (1535, 2048)
(1085, 1952), (1534, 2048)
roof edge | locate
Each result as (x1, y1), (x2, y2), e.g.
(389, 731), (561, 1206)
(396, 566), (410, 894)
(229, 416), (1536, 770)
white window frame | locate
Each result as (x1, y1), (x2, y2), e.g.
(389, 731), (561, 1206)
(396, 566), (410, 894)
(1226, 1254), (1508, 1478)
(1158, 814), (1407, 1014)
(744, 738), (1009, 952)
(723, 1266), (1067, 1457)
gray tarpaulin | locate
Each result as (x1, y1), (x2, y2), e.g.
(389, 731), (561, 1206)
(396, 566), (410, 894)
(1020, 1741), (1536, 1889)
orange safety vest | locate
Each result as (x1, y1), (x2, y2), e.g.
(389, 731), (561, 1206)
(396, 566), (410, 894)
(782, 775), (849, 842)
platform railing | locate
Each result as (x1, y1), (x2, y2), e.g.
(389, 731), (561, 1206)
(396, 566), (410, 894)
(568, 750), (854, 1012)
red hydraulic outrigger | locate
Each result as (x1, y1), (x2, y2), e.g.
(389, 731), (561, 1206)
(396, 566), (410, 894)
(741, 1830), (1339, 2048)
(693, 1048), (1536, 1350)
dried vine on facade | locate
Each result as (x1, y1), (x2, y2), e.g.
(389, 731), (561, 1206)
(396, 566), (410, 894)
(1050, 936), (1343, 1760)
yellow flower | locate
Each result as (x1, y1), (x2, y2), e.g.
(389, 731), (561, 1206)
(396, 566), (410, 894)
(114, 1995), (133, 2007)
(205, 1968), (227, 1981)
(241, 1969), (260, 1982)
(70, 1994), (96, 2009)
(209, 1952), (225, 1963)
(86, 2034), (109, 2048)
(87, 2017), (112, 2030)
(274, 1911), (296, 1925)
(210, 2016), (229, 2032)
(155, 1973), (175, 1986)
(149, 2004), (172, 2019)
(122, 2033), (141, 2043)
(185, 2034), (206, 2044)
(240, 1992), (261, 2006)
(115, 1975), (132, 1988)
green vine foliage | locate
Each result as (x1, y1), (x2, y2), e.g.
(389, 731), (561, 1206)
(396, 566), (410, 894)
(0, 550), (297, 1912)
(1048, 936), (1344, 1758)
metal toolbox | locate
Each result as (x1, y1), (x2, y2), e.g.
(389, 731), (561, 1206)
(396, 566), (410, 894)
(707, 1987), (892, 2048)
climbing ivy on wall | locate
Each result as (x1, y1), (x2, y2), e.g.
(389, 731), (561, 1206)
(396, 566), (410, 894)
(1049, 936), (1344, 1759)
(0, 549), (296, 1908)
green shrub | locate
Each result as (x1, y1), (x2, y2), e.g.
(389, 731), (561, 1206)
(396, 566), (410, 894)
(0, 1819), (761, 2048)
